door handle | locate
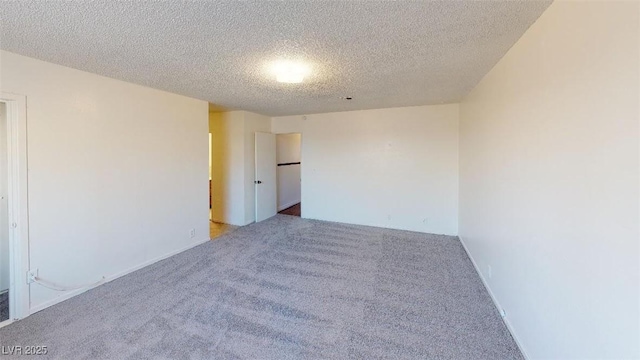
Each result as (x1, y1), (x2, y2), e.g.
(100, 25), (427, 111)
(254, 180), (262, 184)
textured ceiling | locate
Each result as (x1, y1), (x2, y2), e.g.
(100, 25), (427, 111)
(0, 1), (551, 116)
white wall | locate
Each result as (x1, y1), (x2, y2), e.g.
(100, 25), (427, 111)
(272, 116), (303, 134)
(0, 102), (8, 293)
(0, 51), (210, 312)
(210, 111), (246, 226)
(274, 105), (459, 235)
(458, 2), (639, 359)
(276, 134), (301, 211)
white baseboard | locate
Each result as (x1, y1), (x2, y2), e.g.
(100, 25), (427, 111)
(278, 200), (301, 212)
(28, 237), (211, 315)
(458, 236), (530, 360)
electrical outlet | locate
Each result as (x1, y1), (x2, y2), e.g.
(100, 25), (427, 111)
(27, 269), (38, 284)
(189, 229), (196, 238)
(488, 265), (492, 279)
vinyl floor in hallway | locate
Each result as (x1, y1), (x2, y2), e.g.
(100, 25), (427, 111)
(210, 221), (238, 239)
(278, 202), (301, 217)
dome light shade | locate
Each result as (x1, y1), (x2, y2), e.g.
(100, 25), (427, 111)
(271, 60), (310, 83)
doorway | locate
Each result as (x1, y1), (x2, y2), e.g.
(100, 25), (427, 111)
(209, 132), (212, 221)
(0, 93), (30, 328)
(0, 102), (9, 323)
(208, 111), (239, 239)
(276, 133), (302, 217)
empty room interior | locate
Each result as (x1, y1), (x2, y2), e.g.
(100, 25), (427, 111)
(0, 1), (638, 359)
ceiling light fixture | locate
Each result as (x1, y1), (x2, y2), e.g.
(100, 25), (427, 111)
(271, 60), (310, 84)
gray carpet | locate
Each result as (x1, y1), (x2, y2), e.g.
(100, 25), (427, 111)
(0, 291), (8, 323)
(0, 215), (522, 359)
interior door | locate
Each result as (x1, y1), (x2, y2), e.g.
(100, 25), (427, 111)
(255, 132), (277, 222)
(0, 103), (9, 295)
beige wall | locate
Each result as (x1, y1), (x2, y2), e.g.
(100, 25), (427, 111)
(458, 2), (639, 358)
(209, 110), (270, 225)
(0, 50), (210, 312)
(209, 111), (246, 225)
(273, 104), (459, 235)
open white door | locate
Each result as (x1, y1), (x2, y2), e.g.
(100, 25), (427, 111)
(0, 103), (9, 324)
(255, 132), (277, 222)
(0, 93), (29, 326)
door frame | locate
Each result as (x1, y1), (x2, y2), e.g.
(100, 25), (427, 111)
(0, 92), (30, 328)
